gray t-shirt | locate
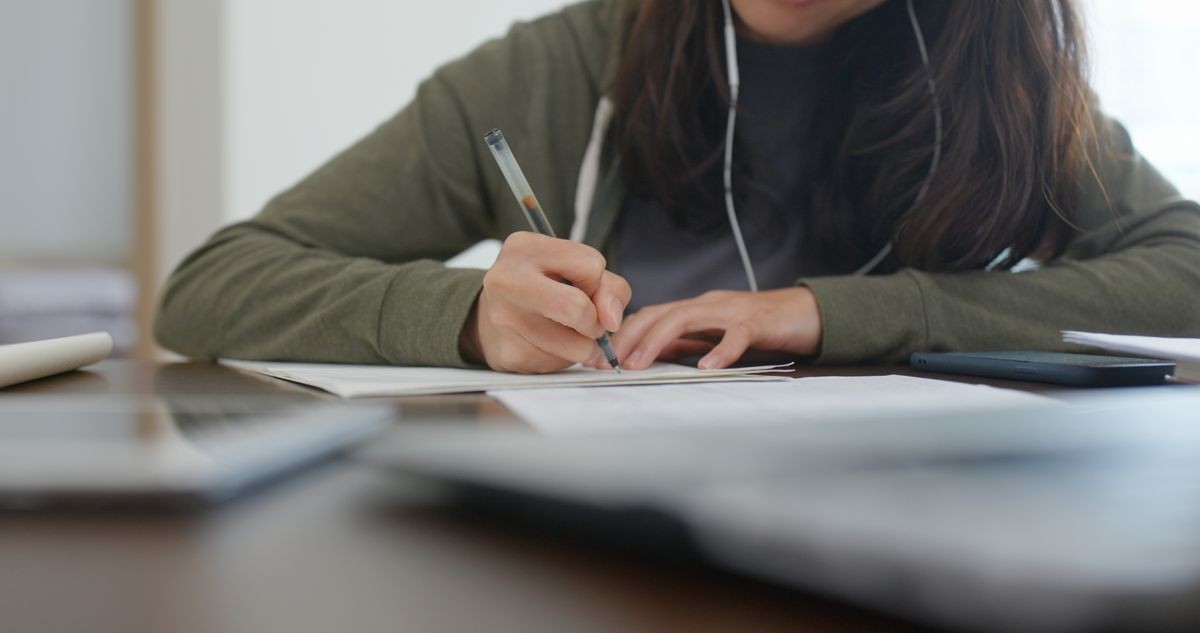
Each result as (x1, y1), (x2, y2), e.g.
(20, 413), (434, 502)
(615, 38), (840, 312)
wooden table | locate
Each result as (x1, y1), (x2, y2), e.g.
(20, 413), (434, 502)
(0, 361), (1052, 633)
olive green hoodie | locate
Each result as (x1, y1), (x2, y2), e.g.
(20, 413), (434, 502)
(155, 0), (1200, 367)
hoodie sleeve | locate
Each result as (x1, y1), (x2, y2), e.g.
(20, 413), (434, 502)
(802, 113), (1200, 364)
(154, 2), (616, 366)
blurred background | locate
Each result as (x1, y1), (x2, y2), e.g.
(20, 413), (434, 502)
(1, 0), (1196, 360)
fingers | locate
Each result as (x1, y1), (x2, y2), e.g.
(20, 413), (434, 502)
(503, 232), (608, 294)
(491, 336), (574, 375)
(477, 232), (630, 373)
(584, 337), (712, 369)
(488, 309), (596, 372)
(604, 290), (749, 370)
(584, 288), (822, 372)
(524, 276), (606, 338)
(659, 339), (718, 362)
(607, 303), (674, 365)
(608, 300), (708, 368)
(623, 304), (726, 370)
(493, 259), (628, 340)
(518, 311), (597, 365)
(592, 271), (632, 333)
(698, 323), (754, 370)
(626, 311), (705, 369)
(498, 232), (630, 334)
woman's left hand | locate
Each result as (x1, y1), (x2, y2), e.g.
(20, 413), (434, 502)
(586, 287), (823, 371)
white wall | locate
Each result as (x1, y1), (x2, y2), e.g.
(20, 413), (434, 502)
(1086, 0), (1200, 199)
(0, 0), (133, 267)
(156, 0), (225, 283)
(223, 0), (571, 224)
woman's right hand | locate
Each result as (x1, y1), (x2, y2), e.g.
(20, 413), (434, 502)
(460, 232), (631, 374)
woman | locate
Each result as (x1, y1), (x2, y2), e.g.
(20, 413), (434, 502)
(155, 0), (1200, 374)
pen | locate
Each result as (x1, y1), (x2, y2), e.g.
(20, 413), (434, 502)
(483, 128), (623, 373)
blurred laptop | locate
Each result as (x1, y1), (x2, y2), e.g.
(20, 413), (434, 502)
(0, 394), (391, 507)
(367, 388), (1200, 633)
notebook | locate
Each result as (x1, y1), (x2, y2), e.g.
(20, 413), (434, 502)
(224, 360), (793, 398)
(1062, 331), (1200, 383)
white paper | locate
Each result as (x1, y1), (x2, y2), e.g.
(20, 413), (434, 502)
(0, 332), (113, 389)
(223, 360), (792, 398)
(490, 375), (1059, 435)
(1063, 330), (1200, 382)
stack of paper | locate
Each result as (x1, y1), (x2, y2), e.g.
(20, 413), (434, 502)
(1063, 331), (1200, 383)
(490, 375), (1059, 435)
(224, 360), (792, 398)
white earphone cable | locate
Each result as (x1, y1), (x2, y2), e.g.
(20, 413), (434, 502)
(719, 0), (943, 282)
(720, 0), (757, 292)
(905, 0), (942, 210)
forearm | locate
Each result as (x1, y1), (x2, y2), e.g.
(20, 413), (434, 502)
(155, 224), (486, 366)
(150, 3), (629, 369)
(806, 221), (1200, 364)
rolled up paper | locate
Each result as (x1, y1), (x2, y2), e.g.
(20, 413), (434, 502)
(0, 332), (113, 389)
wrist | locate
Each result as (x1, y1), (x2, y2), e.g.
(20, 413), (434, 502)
(458, 298), (485, 364)
(787, 285), (823, 357)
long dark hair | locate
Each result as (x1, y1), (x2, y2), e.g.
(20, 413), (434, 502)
(611, 0), (1095, 272)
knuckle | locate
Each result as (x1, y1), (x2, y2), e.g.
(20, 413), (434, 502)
(504, 231), (532, 249)
(557, 292), (593, 327)
(573, 293), (597, 323)
(501, 232), (543, 262)
(572, 246), (605, 279)
(499, 235), (520, 257)
(588, 251), (607, 276)
(605, 270), (632, 292)
(483, 264), (515, 292)
(618, 278), (633, 298)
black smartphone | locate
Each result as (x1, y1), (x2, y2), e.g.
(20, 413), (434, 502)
(910, 351), (1175, 387)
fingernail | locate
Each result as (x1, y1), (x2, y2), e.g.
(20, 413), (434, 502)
(698, 354), (720, 370)
(609, 298), (624, 329)
(594, 326), (608, 339)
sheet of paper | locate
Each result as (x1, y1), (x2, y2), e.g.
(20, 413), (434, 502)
(490, 375), (1059, 435)
(223, 360), (792, 398)
(1063, 331), (1200, 382)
